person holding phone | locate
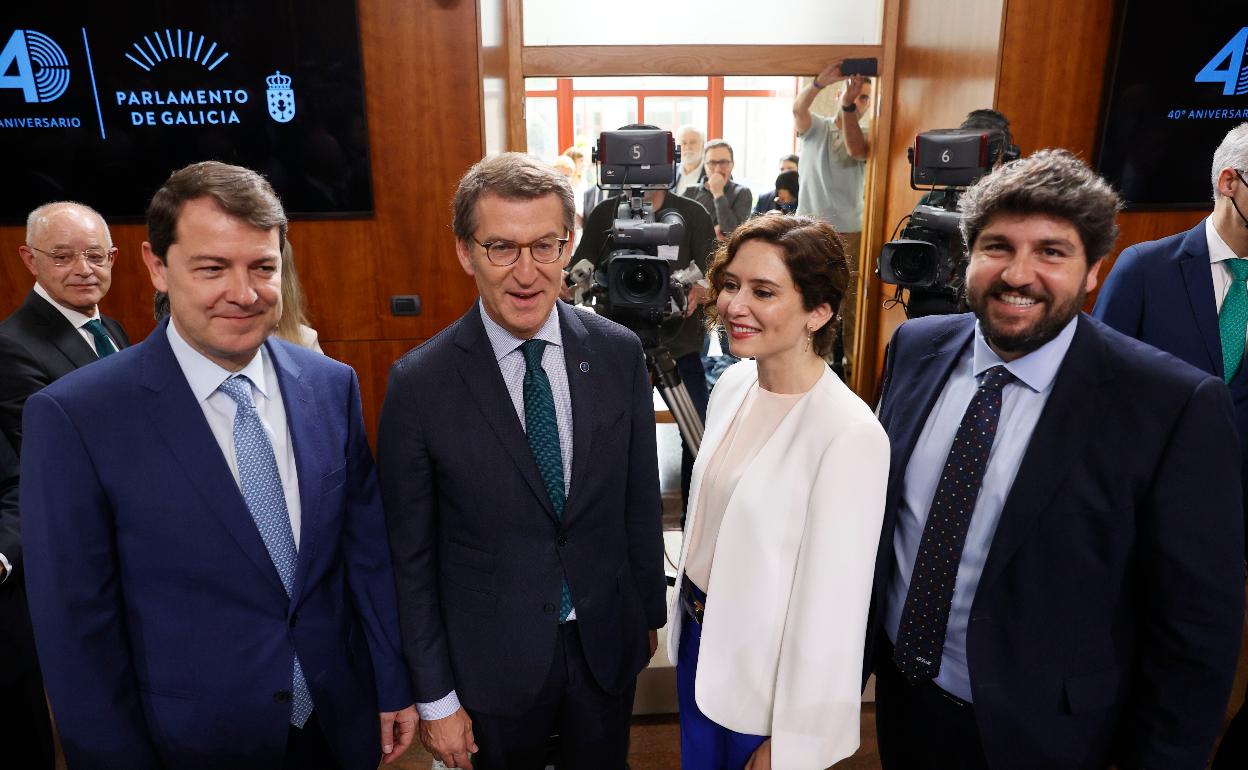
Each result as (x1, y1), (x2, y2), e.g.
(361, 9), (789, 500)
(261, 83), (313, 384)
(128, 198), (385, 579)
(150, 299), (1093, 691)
(792, 57), (874, 380)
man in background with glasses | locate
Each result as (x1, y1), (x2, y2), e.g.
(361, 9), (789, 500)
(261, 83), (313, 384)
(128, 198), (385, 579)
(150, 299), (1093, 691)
(378, 152), (666, 770)
(0, 201), (129, 770)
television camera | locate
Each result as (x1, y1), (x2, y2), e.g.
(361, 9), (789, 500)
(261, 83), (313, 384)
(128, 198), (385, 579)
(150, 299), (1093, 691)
(877, 124), (1019, 317)
(566, 127), (707, 452)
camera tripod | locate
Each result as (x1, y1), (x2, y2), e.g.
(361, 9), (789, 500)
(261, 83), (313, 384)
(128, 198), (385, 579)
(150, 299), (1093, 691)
(646, 345), (704, 456)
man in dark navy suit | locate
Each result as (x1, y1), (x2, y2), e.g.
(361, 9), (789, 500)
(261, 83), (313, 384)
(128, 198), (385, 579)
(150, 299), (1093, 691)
(378, 153), (666, 770)
(1093, 121), (1248, 769)
(21, 163), (415, 769)
(0, 201), (129, 770)
(870, 149), (1244, 769)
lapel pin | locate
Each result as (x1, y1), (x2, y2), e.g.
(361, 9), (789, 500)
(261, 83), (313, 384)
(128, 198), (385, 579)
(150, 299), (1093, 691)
(579, 361), (590, 373)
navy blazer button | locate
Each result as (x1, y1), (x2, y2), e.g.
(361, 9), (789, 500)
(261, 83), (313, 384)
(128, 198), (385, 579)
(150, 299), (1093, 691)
(273, 690), (292, 703)
(557, 535), (568, 546)
(544, 603), (556, 614)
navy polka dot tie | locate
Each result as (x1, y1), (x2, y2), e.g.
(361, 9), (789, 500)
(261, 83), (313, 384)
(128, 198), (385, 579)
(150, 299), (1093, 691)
(520, 340), (574, 623)
(893, 365), (1013, 683)
(218, 375), (314, 727)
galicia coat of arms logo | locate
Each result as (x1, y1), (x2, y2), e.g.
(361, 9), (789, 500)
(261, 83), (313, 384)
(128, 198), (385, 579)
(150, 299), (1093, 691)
(266, 70), (294, 123)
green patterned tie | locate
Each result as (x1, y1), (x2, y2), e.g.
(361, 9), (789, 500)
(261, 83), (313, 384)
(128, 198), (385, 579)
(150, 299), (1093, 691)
(1221, 259), (1248, 382)
(82, 318), (117, 358)
(520, 339), (574, 622)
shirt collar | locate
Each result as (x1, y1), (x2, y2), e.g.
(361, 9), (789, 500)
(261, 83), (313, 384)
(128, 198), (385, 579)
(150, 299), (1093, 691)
(1207, 215), (1240, 264)
(478, 300), (563, 362)
(972, 314), (1078, 394)
(166, 318), (271, 404)
(33, 281), (98, 327)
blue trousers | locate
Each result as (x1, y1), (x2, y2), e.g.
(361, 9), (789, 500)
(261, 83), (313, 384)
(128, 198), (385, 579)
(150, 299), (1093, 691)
(676, 595), (768, 770)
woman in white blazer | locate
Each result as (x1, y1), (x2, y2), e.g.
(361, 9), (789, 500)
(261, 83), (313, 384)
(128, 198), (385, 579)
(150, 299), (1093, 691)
(668, 214), (889, 770)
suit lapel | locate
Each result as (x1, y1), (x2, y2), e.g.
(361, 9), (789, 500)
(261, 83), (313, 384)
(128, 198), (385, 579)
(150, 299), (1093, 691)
(24, 291), (98, 369)
(559, 303), (594, 522)
(454, 306), (559, 521)
(1177, 225), (1223, 375)
(976, 315), (1103, 595)
(268, 340), (320, 602)
(140, 321), (288, 597)
(885, 319), (975, 497)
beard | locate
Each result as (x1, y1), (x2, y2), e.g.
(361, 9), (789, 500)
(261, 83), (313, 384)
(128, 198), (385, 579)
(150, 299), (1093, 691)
(966, 278), (1086, 357)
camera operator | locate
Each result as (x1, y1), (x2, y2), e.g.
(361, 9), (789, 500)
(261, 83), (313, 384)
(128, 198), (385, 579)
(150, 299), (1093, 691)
(573, 124), (716, 515)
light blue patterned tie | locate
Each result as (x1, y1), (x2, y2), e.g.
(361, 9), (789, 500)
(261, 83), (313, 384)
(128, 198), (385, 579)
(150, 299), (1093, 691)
(520, 340), (574, 622)
(1220, 259), (1248, 382)
(218, 375), (314, 727)
(82, 318), (117, 358)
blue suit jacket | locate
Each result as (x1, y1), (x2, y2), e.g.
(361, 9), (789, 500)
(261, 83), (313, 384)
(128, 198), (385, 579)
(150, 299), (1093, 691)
(377, 302), (667, 716)
(1093, 220), (1248, 555)
(21, 319), (411, 770)
(868, 313), (1244, 769)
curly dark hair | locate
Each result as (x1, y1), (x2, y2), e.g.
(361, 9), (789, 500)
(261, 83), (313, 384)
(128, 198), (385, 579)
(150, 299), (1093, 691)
(704, 214), (850, 358)
(959, 149), (1122, 264)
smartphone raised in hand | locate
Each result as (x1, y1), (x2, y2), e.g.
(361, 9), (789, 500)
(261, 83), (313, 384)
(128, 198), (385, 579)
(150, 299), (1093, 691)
(840, 57), (878, 77)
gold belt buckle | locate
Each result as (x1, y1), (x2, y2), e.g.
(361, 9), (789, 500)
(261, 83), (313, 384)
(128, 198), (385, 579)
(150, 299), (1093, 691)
(691, 597), (705, 624)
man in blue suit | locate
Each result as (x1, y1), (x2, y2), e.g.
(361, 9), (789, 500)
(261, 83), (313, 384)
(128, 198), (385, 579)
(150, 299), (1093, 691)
(869, 150), (1245, 769)
(1093, 121), (1248, 769)
(21, 161), (416, 769)
(377, 153), (667, 769)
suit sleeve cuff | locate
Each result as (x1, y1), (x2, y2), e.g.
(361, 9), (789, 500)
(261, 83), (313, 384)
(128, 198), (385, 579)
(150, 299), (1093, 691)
(0, 552), (11, 583)
(417, 689), (462, 720)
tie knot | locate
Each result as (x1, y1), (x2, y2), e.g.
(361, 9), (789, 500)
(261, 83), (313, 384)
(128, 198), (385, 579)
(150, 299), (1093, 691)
(1228, 258), (1248, 281)
(978, 365), (1013, 392)
(83, 318), (105, 333)
(520, 338), (548, 370)
(218, 375), (257, 409)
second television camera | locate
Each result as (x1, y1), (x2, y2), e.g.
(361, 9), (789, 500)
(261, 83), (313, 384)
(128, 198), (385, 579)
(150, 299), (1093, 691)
(877, 122), (1018, 317)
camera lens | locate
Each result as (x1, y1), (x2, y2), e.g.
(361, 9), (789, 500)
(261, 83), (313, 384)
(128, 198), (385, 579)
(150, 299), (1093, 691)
(622, 264), (659, 298)
(893, 247), (932, 284)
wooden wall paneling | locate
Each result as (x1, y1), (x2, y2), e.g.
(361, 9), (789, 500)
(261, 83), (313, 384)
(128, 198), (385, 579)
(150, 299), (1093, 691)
(864, 0), (1006, 398)
(321, 338), (427, 440)
(506, 0), (527, 152)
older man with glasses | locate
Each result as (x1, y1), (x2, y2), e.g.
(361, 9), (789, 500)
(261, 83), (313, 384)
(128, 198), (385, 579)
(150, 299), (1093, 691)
(0, 200), (129, 770)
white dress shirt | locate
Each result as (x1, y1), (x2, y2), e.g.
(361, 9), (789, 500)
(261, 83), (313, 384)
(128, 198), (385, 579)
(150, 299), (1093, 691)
(33, 282), (116, 356)
(165, 320), (302, 547)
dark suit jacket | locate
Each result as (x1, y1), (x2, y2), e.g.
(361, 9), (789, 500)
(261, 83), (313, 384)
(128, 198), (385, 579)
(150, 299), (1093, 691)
(1092, 220), (1248, 556)
(0, 288), (129, 450)
(377, 301), (666, 717)
(0, 427), (35, 691)
(0, 289), (128, 703)
(868, 312), (1245, 769)
(21, 319), (411, 770)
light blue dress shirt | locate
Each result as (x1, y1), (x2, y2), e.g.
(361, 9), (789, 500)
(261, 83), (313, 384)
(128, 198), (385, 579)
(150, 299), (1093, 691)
(418, 302), (577, 720)
(885, 316), (1077, 702)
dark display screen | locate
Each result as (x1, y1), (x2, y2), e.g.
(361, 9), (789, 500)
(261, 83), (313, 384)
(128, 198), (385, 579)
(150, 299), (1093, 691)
(1098, 0), (1248, 208)
(0, 1), (372, 221)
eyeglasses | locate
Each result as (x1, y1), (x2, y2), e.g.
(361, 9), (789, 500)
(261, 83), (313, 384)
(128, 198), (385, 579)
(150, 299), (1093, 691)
(27, 244), (116, 267)
(705, 159), (733, 167)
(472, 235), (569, 266)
